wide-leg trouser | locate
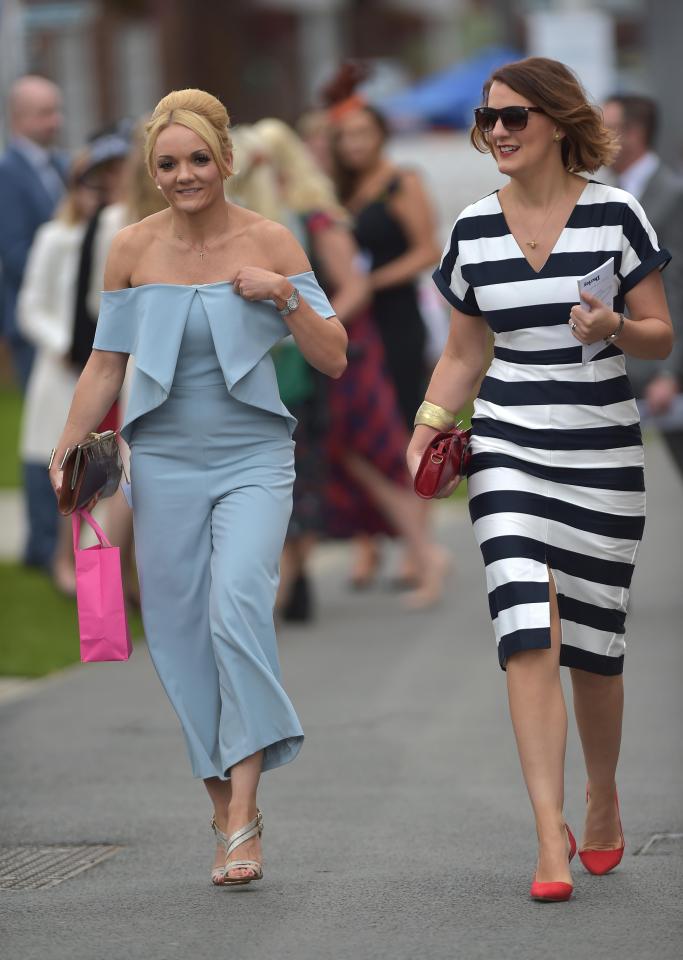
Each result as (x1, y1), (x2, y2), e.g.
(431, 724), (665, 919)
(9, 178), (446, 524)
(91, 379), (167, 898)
(129, 384), (303, 779)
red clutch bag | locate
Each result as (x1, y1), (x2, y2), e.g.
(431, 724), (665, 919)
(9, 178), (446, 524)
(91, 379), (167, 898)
(414, 426), (472, 499)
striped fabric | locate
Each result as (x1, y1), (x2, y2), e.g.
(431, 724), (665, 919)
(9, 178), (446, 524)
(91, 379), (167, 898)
(433, 181), (671, 675)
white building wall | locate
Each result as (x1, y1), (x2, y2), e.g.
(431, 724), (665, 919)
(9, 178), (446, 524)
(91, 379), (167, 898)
(55, 25), (97, 148)
(116, 20), (163, 121)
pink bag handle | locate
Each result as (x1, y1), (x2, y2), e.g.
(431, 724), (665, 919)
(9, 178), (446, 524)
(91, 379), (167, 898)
(72, 508), (113, 551)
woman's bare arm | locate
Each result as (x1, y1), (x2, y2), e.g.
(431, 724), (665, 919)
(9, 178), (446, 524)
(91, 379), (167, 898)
(406, 307), (489, 491)
(311, 223), (370, 325)
(233, 220), (348, 379)
(369, 171), (442, 292)
(48, 231), (134, 496)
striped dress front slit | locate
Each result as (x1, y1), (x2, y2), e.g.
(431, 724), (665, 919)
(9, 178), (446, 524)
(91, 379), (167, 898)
(433, 181), (671, 675)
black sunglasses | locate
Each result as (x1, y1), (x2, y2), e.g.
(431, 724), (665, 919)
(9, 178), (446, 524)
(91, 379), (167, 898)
(474, 106), (545, 133)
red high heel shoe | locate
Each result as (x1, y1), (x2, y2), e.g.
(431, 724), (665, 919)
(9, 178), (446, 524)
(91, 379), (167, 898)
(579, 787), (625, 875)
(529, 824), (576, 902)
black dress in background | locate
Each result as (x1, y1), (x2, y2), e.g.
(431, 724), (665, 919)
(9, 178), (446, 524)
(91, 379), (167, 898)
(353, 173), (428, 429)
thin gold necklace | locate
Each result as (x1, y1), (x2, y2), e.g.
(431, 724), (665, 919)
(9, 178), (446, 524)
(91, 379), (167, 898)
(174, 232), (211, 260)
(508, 190), (565, 250)
(173, 220), (228, 260)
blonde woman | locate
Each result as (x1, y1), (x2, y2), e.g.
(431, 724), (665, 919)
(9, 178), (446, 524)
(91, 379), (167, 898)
(230, 119), (367, 617)
(226, 123), (285, 224)
(237, 118), (449, 609)
(18, 149), (99, 593)
(50, 89), (347, 886)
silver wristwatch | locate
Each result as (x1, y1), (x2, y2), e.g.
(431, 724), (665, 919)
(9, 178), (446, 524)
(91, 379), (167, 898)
(278, 287), (300, 318)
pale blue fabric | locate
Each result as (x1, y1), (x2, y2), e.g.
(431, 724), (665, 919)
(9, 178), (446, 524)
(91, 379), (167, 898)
(92, 274), (334, 780)
(93, 271), (335, 443)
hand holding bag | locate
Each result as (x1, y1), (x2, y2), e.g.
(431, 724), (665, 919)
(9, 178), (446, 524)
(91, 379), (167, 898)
(72, 509), (132, 662)
(414, 426), (472, 499)
(58, 430), (123, 516)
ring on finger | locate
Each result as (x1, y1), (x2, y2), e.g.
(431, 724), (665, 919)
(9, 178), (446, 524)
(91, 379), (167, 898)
(570, 321), (577, 331)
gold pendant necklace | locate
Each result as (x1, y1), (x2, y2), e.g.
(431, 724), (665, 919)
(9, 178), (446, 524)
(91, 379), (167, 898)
(172, 210), (229, 261)
(523, 193), (563, 250)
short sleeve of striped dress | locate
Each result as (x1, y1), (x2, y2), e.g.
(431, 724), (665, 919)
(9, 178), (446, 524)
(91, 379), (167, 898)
(432, 181), (671, 676)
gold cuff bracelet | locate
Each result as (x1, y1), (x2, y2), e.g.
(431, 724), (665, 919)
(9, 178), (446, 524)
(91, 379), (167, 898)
(414, 400), (456, 431)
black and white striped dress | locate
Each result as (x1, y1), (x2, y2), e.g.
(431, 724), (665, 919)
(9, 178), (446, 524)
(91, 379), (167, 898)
(433, 181), (671, 675)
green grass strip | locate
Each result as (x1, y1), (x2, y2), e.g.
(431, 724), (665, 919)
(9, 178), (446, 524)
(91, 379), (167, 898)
(0, 388), (22, 488)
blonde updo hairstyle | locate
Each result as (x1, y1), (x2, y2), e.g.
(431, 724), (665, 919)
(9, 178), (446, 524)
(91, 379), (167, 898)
(144, 88), (233, 179)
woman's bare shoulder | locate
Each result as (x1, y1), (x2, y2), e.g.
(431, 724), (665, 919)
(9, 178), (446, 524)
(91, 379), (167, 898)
(390, 167), (430, 203)
(124, 209), (170, 244)
(246, 215), (311, 275)
(103, 222), (146, 290)
(232, 203), (267, 228)
(111, 216), (157, 254)
(104, 212), (170, 289)
(245, 213), (288, 244)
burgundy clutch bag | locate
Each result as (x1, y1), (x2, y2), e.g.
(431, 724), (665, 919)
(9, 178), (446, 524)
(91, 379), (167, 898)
(414, 426), (472, 499)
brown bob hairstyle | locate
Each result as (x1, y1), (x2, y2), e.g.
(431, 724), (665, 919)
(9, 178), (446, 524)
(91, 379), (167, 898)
(470, 57), (619, 174)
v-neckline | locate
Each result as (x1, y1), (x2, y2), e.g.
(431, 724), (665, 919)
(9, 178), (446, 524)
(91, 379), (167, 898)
(496, 179), (592, 276)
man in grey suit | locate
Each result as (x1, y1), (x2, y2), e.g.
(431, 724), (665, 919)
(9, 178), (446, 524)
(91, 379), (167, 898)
(603, 94), (683, 480)
(0, 75), (66, 390)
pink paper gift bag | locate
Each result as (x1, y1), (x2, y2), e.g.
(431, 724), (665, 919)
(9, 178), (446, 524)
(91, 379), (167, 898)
(72, 509), (132, 662)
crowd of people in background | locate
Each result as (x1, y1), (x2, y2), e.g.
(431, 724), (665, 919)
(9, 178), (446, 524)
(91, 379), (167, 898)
(1, 67), (681, 619)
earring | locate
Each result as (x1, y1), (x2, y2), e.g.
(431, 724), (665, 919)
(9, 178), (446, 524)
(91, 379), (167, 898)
(156, 184), (162, 190)
(553, 132), (562, 142)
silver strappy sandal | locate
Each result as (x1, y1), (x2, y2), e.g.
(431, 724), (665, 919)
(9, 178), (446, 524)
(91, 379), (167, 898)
(222, 810), (264, 886)
(210, 815), (232, 886)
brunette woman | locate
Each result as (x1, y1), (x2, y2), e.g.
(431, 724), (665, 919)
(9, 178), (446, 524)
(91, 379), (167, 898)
(326, 65), (445, 590)
(408, 58), (672, 901)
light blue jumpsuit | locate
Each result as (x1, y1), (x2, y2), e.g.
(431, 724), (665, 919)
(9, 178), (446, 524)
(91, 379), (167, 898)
(93, 273), (334, 779)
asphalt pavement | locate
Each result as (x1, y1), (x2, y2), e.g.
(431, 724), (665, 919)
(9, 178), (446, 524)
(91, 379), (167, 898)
(1, 436), (682, 960)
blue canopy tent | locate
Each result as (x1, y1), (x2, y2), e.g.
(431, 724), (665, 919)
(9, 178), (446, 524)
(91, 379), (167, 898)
(379, 46), (521, 131)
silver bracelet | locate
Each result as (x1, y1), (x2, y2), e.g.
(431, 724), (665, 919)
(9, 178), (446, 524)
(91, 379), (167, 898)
(604, 313), (625, 344)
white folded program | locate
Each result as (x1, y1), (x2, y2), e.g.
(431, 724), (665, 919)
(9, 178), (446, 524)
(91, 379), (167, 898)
(577, 257), (616, 364)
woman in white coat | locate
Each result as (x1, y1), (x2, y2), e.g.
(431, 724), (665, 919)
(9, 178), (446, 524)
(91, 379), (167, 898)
(18, 149), (99, 592)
